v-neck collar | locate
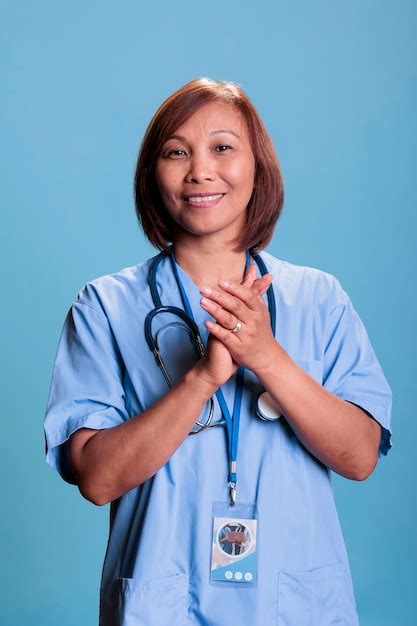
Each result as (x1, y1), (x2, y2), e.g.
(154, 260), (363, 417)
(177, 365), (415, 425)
(169, 246), (262, 292)
(160, 246), (266, 331)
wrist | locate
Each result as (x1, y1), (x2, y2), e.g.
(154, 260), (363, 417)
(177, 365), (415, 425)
(185, 363), (219, 401)
(253, 341), (289, 380)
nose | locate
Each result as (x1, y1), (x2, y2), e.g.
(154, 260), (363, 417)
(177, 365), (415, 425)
(185, 152), (215, 183)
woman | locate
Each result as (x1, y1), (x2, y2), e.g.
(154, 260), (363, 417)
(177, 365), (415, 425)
(44, 77), (392, 625)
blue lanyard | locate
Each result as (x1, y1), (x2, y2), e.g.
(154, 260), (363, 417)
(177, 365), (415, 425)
(169, 249), (251, 506)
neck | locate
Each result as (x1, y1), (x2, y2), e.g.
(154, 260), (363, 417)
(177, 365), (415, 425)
(172, 238), (248, 290)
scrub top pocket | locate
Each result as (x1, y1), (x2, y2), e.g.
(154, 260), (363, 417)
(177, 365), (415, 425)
(277, 562), (346, 626)
(112, 572), (189, 626)
(279, 359), (324, 453)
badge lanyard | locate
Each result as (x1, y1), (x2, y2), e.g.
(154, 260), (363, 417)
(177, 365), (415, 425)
(169, 249), (261, 588)
(169, 249), (249, 507)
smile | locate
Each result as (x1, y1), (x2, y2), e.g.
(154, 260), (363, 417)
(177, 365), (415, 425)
(184, 193), (225, 207)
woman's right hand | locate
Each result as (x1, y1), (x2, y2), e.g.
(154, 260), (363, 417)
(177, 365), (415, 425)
(195, 263), (273, 388)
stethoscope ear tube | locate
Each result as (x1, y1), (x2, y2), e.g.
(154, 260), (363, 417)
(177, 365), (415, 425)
(145, 249), (279, 434)
(145, 305), (205, 359)
(145, 253), (215, 434)
(152, 320), (215, 434)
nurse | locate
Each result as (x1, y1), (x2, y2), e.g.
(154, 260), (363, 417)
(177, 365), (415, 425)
(44, 77), (393, 625)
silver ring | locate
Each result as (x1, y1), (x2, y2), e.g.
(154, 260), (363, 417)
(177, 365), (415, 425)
(230, 320), (242, 334)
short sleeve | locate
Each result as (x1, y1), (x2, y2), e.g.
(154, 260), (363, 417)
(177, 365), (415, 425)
(44, 300), (129, 484)
(322, 277), (393, 459)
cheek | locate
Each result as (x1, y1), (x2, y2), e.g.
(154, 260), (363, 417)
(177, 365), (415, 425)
(155, 163), (176, 188)
(225, 158), (255, 192)
(155, 164), (178, 199)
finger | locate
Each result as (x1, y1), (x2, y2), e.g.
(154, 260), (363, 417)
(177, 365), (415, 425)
(205, 319), (241, 348)
(200, 287), (249, 320)
(243, 268), (272, 305)
(243, 277), (272, 311)
(242, 261), (272, 293)
(200, 295), (240, 331)
(199, 284), (252, 322)
(217, 278), (264, 312)
(259, 282), (272, 296)
(252, 275), (273, 296)
(241, 261), (256, 287)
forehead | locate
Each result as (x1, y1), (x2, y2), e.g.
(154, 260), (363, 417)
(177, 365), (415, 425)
(172, 101), (249, 140)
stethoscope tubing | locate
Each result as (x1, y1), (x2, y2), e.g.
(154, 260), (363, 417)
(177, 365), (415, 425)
(144, 248), (277, 433)
(144, 247), (279, 503)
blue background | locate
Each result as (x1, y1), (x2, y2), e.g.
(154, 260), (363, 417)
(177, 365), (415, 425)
(1, 1), (415, 624)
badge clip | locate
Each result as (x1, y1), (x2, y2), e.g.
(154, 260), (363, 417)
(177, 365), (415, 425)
(229, 482), (237, 507)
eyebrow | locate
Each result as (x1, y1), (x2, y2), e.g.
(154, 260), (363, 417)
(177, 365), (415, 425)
(165, 129), (241, 142)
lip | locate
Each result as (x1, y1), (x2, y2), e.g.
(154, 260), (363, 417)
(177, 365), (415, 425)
(183, 192), (226, 199)
(183, 193), (226, 209)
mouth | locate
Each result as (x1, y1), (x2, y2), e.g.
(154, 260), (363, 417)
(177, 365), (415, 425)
(183, 193), (226, 208)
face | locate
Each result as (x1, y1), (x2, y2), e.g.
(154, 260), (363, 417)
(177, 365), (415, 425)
(154, 101), (256, 244)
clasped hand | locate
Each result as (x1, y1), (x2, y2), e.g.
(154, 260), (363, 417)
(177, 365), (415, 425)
(198, 262), (278, 386)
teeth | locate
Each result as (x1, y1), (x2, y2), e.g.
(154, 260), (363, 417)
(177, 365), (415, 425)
(187, 194), (223, 202)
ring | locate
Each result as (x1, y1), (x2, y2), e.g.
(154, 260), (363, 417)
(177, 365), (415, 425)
(230, 320), (242, 334)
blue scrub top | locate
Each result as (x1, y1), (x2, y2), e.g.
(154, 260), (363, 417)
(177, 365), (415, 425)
(44, 250), (392, 626)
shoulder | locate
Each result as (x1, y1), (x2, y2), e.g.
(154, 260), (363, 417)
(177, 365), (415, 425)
(258, 250), (340, 307)
(73, 256), (155, 315)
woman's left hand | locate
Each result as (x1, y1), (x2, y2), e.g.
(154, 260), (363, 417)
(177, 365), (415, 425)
(199, 274), (279, 374)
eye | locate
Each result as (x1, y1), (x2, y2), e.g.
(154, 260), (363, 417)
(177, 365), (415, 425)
(215, 144), (232, 152)
(167, 148), (186, 158)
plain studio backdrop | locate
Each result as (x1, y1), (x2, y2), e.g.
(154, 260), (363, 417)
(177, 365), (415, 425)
(1, 1), (415, 625)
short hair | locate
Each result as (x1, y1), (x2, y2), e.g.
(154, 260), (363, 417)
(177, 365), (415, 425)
(134, 77), (284, 254)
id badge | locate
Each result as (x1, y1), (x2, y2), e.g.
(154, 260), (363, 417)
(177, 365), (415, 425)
(209, 501), (259, 588)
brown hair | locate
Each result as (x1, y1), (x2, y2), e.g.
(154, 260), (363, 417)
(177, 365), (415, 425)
(134, 77), (284, 254)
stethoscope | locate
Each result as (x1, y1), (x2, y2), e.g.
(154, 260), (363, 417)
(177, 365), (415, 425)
(144, 246), (282, 434)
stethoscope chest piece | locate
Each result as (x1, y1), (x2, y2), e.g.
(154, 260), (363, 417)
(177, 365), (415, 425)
(256, 390), (282, 421)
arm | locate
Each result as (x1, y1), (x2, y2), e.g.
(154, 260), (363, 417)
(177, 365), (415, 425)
(69, 363), (217, 506)
(255, 344), (381, 480)
(68, 262), (271, 506)
(199, 278), (383, 481)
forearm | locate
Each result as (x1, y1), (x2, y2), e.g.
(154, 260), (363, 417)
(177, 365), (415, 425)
(255, 344), (381, 480)
(78, 364), (217, 505)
